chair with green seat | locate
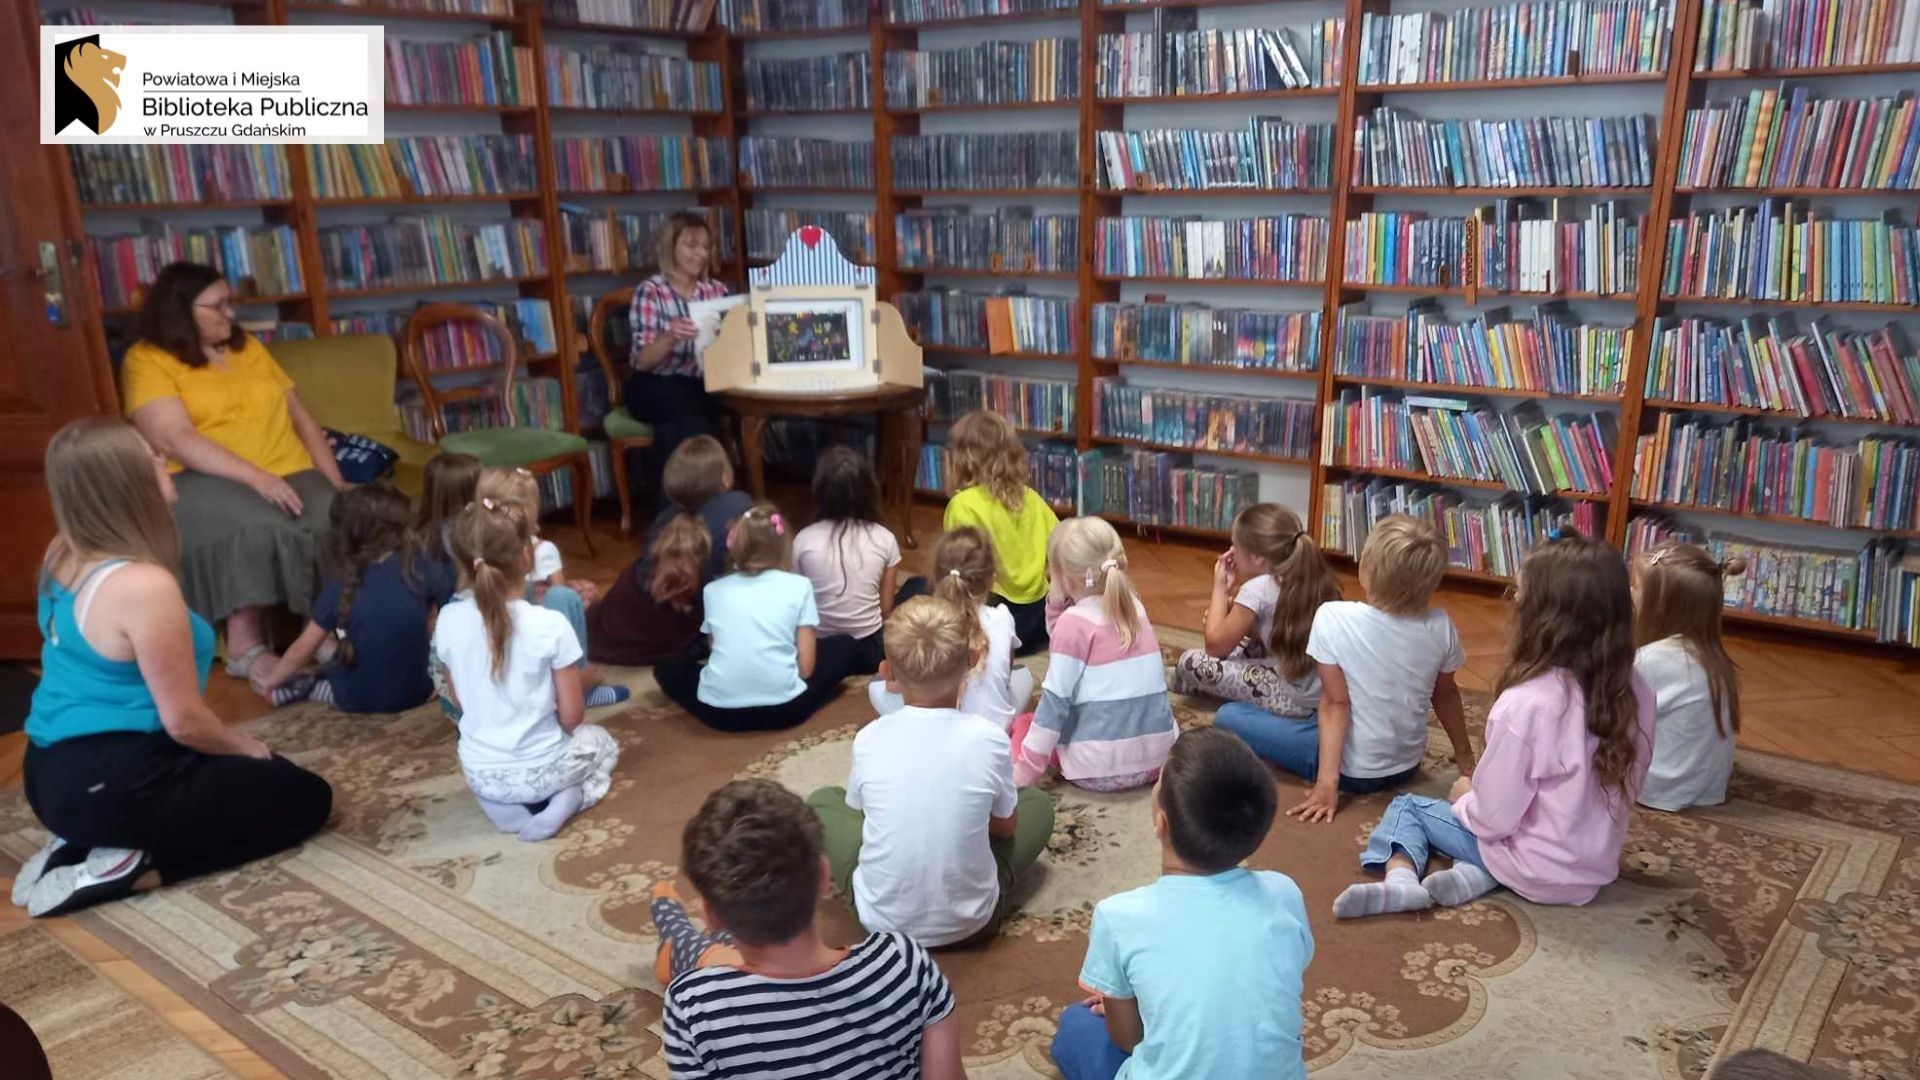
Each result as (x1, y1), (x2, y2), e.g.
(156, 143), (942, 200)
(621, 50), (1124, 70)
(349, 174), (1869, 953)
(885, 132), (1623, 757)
(587, 286), (655, 533)
(402, 302), (596, 557)
(269, 333), (439, 498)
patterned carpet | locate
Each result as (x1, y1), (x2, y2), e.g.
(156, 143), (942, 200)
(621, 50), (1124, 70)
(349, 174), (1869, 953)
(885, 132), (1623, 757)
(0, 627), (1913, 1080)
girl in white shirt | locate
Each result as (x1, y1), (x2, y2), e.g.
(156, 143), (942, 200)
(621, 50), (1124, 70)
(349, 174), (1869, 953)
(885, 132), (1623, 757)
(793, 447), (917, 676)
(435, 498), (619, 842)
(1632, 542), (1744, 811)
(868, 525), (1032, 728)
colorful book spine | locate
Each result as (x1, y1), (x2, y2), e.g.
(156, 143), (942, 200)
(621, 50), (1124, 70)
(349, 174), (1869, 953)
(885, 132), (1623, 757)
(1353, 108), (1657, 188)
(1094, 215), (1328, 282)
(884, 38), (1079, 108)
(1358, 0), (1674, 84)
(1095, 119), (1335, 192)
(548, 0), (713, 31)
(88, 225), (303, 310)
(244, 321), (315, 344)
(740, 138), (874, 190)
(308, 136), (541, 199)
(318, 216), (548, 290)
(720, 0), (868, 33)
(1323, 478), (1600, 578)
(918, 438), (1080, 508)
(1693, 0), (1920, 71)
(1077, 448), (1260, 532)
(1093, 378), (1317, 459)
(886, 0), (1076, 25)
(1678, 87), (1920, 190)
(1343, 202), (1643, 295)
(1661, 199), (1920, 304)
(742, 52), (871, 111)
(1337, 301), (1630, 396)
(748, 209), (874, 262)
(898, 288), (1077, 355)
(545, 44), (725, 111)
(386, 33), (534, 107)
(1644, 313), (1920, 421)
(895, 207), (1078, 273)
(1091, 302), (1322, 372)
(69, 145), (291, 205)
(892, 132), (1078, 191)
(410, 298), (559, 370)
(1323, 387), (1618, 496)
(925, 369), (1076, 433)
(561, 206), (737, 272)
(552, 136), (731, 192)
(307, 0), (513, 12)
(1094, 22), (1344, 96)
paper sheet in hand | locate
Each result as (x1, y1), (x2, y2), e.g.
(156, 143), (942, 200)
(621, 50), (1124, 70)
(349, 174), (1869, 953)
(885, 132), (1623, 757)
(689, 295), (746, 353)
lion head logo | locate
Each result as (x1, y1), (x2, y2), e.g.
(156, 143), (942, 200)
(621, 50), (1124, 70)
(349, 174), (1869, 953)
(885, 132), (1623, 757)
(54, 34), (127, 135)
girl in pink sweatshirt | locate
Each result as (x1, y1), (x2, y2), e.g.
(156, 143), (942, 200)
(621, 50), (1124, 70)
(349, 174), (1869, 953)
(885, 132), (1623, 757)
(1332, 535), (1656, 918)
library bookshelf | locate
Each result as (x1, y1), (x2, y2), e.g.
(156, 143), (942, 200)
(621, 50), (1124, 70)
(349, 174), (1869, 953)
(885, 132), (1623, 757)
(51, 0), (1920, 648)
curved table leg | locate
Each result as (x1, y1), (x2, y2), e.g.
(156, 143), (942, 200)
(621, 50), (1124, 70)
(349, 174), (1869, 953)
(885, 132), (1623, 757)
(739, 412), (768, 500)
(884, 405), (921, 548)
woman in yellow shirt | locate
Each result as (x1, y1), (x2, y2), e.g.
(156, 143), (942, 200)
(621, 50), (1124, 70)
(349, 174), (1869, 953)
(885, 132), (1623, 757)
(122, 262), (348, 677)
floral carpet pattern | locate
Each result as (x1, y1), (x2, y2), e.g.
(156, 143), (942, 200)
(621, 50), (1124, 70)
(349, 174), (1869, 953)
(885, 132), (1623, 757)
(0, 628), (1912, 1079)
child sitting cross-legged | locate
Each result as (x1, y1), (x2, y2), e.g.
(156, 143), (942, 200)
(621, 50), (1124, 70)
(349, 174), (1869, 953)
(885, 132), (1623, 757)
(656, 779), (967, 1080)
(810, 595), (1055, 946)
(943, 409), (1060, 655)
(794, 445), (924, 675)
(1052, 727), (1313, 1080)
(868, 525), (1034, 729)
(1632, 541), (1745, 812)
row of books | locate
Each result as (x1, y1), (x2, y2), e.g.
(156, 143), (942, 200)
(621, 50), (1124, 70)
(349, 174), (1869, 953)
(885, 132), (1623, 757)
(1090, 302), (1323, 372)
(1644, 313), (1920, 422)
(1353, 109), (1658, 189)
(70, 145), (291, 206)
(410, 298), (560, 370)
(1078, 448), (1259, 534)
(891, 132), (1079, 192)
(741, 137), (873, 190)
(1625, 512), (1919, 645)
(924, 369), (1076, 433)
(1093, 23), (1343, 98)
(544, 44), (724, 111)
(896, 208), (1078, 273)
(1343, 204), (1644, 296)
(547, 0), (714, 31)
(317, 217), (547, 291)
(245, 321), (315, 344)
(1093, 215), (1330, 282)
(1693, 0), (1920, 72)
(1092, 379), (1317, 459)
(1337, 302), (1631, 398)
(1095, 120), (1335, 193)
(561, 206), (738, 273)
(401, 374), (569, 451)
(750, 209), (874, 262)
(553, 135), (731, 193)
(898, 288), (1078, 355)
(89, 225), (303, 310)
(742, 52), (870, 112)
(916, 439), (1080, 509)
(310, 0), (511, 12)
(1631, 411), (1920, 531)
(1662, 202), (1920, 305)
(1356, 1), (1674, 85)
(1678, 87), (1920, 191)
(883, 39), (1078, 109)
(720, 0), (867, 32)
(885, 0), (1076, 26)
(309, 137), (539, 200)
(386, 33), (534, 107)
(1323, 388), (1619, 496)
(1324, 479), (1601, 579)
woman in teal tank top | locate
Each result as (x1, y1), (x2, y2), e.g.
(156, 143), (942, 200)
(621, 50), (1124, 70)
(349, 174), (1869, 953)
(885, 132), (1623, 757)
(13, 419), (331, 919)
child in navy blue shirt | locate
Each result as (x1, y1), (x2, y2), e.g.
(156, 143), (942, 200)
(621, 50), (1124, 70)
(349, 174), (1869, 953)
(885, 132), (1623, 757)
(253, 482), (454, 713)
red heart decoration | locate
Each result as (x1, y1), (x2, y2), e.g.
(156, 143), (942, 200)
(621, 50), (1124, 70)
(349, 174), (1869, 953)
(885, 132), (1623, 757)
(798, 225), (824, 249)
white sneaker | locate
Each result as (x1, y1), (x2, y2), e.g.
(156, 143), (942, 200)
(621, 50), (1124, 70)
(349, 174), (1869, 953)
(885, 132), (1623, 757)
(11, 836), (70, 907)
(27, 848), (151, 919)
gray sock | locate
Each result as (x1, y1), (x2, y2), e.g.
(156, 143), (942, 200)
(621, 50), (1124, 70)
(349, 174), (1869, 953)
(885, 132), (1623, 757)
(476, 798), (532, 834)
(518, 786), (586, 842)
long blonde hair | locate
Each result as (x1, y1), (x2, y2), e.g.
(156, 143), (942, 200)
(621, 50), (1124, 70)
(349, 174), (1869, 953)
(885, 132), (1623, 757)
(447, 497), (533, 680)
(931, 526), (996, 663)
(948, 410), (1028, 511)
(1048, 516), (1142, 648)
(43, 417), (179, 578)
(1635, 542), (1744, 737)
(1232, 503), (1340, 680)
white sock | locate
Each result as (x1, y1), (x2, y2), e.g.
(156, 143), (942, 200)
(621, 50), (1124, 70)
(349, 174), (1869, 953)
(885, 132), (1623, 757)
(309, 679), (335, 706)
(518, 786), (586, 842)
(476, 798), (532, 834)
(585, 684), (630, 708)
(1333, 865), (1432, 920)
(1423, 862), (1499, 907)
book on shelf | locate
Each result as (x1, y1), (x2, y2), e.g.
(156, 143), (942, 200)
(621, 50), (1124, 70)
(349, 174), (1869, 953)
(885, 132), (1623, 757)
(553, 135), (731, 192)
(1631, 409), (1920, 531)
(1094, 215), (1329, 282)
(1337, 301), (1629, 397)
(1354, 108), (1656, 189)
(1357, 0), (1674, 85)
(1096, 119), (1334, 193)
(895, 207), (1078, 273)
(309, 136), (540, 200)
(742, 51), (871, 112)
(740, 137), (874, 189)
(386, 33), (533, 107)
(884, 38), (1078, 109)
(300, 0), (513, 12)
(898, 288), (1077, 355)
(564, 204), (737, 272)
(892, 132), (1078, 191)
(1078, 448), (1258, 533)
(1323, 386), (1618, 497)
(886, 0), (1076, 25)
(1324, 477), (1601, 579)
(1693, 0), (1920, 72)
(409, 298), (559, 370)
(1093, 378), (1317, 459)
(401, 377), (589, 508)
(748, 209), (875, 262)
(1679, 86), (1919, 191)
(720, 0), (868, 33)
(1092, 302), (1322, 372)
(547, 0), (716, 32)
(1094, 21), (1344, 98)
(245, 321), (316, 344)
(1662, 200), (1920, 305)
(332, 312), (409, 336)
(70, 145), (291, 206)
(1343, 202), (1643, 295)
(90, 225), (303, 311)
(1646, 313), (1920, 422)
(924, 369), (1076, 433)
(545, 43), (724, 111)
(917, 438), (1079, 508)
(318, 216), (548, 290)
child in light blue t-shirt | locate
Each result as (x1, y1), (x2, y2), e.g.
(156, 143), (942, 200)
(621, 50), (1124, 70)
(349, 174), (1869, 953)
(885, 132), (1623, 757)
(1053, 727), (1313, 1080)
(654, 501), (861, 732)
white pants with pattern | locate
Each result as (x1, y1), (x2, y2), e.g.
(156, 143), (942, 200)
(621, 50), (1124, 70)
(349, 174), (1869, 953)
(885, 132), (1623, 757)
(461, 724), (619, 808)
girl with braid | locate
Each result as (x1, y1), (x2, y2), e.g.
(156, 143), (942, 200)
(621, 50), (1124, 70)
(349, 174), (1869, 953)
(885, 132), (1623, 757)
(252, 482), (455, 712)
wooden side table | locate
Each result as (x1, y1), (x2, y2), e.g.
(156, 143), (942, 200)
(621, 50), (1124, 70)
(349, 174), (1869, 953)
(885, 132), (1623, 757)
(716, 384), (925, 547)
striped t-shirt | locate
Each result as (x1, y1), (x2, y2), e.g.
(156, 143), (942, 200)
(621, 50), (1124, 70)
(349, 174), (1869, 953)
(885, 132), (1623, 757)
(1019, 594), (1178, 786)
(663, 932), (955, 1079)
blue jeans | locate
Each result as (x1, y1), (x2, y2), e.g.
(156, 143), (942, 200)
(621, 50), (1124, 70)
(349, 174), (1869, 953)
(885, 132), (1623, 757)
(1052, 1002), (1130, 1080)
(1214, 704), (1419, 794)
(532, 584), (590, 671)
(1362, 793), (1486, 876)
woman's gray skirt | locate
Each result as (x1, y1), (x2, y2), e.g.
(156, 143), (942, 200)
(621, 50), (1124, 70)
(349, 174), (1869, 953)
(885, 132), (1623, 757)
(172, 469), (336, 621)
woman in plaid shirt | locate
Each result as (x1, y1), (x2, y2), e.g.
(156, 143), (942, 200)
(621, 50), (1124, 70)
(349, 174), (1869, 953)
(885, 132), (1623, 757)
(626, 212), (731, 508)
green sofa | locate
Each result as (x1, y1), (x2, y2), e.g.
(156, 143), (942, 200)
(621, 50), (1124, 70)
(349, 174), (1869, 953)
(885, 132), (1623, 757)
(269, 334), (438, 498)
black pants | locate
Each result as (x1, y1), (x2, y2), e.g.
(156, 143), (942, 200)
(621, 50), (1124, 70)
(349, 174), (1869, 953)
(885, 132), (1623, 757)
(994, 594), (1050, 656)
(622, 370), (719, 509)
(836, 575), (932, 675)
(23, 732), (332, 885)
(656, 634), (862, 733)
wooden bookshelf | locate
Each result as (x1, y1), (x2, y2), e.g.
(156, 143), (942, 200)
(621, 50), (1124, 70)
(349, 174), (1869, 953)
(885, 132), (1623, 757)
(1091, 435), (1314, 466)
(1096, 88), (1338, 105)
(283, 1), (518, 26)
(1640, 399), (1920, 429)
(1332, 375), (1622, 403)
(1630, 500), (1920, 542)
(1114, 359), (1322, 381)
(1325, 463), (1611, 503)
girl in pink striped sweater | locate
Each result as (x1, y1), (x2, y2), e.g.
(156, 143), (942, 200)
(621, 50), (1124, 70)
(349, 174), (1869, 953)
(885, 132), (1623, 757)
(1008, 518), (1178, 792)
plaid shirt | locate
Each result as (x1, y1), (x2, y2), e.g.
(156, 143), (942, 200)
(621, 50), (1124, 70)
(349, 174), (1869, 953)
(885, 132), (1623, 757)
(629, 274), (731, 378)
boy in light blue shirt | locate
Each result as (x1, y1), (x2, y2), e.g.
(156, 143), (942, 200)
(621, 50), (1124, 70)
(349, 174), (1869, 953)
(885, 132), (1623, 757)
(1053, 726), (1313, 1080)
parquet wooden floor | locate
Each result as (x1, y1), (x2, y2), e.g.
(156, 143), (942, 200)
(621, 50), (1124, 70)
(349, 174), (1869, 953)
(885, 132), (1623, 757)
(0, 496), (1914, 1073)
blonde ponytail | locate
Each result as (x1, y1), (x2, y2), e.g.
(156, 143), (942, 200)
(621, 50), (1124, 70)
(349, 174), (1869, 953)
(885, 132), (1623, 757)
(1049, 516), (1141, 648)
(448, 497), (534, 682)
(931, 525), (995, 663)
(1100, 560), (1142, 649)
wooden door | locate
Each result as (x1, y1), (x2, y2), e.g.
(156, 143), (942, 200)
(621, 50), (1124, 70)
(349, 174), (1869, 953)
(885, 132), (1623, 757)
(0, 7), (119, 657)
